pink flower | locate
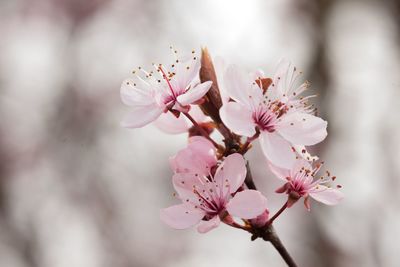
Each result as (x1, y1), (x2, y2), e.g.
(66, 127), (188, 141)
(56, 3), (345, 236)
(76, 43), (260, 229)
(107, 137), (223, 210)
(161, 154), (268, 233)
(219, 64), (327, 168)
(169, 136), (217, 176)
(120, 49), (212, 128)
(270, 159), (344, 211)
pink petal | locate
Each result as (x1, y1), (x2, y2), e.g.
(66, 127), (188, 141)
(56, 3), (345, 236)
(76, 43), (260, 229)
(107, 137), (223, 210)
(170, 137), (216, 175)
(214, 57), (229, 104)
(174, 57), (201, 90)
(273, 59), (292, 94)
(309, 185), (344, 205)
(120, 79), (155, 106)
(214, 153), (246, 194)
(170, 149), (208, 175)
(121, 104), (163, 128)
(224, 65), (262, 106)
(154, 112), (189, 134)
(250, 69), (265, 80)
(226, 190), (268, 219)
(291, 158), (312, 175)
(197, 216), (220, 233)
(172, 173), (203, 204)
(160, 204), (205, 230)
(259, 132), (297, 169)
(154, 106), (208, 134)
(277, 112), (328, 146)
(224, 64), (253, 105)
(188, 136), (217, 168)
(220, 102), (256, 137)
(267, 161), (290, 181)
(177, 81), (212, 106)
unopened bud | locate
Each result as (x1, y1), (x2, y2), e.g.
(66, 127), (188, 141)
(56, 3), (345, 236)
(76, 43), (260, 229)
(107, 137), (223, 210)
(250, 210), (270, 228)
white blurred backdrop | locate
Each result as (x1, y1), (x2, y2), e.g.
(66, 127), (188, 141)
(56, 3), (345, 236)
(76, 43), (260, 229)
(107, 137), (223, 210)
(0, 0), (399, 266)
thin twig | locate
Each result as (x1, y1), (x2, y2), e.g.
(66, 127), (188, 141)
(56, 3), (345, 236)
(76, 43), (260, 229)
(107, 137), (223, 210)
(240, 130), (260, 154)
(266, 201), (288, 226)
(244, 161), (257, 190)
(182, 111), (219, 148)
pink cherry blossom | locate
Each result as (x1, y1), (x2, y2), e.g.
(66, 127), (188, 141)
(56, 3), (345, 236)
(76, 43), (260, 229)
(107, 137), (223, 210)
(219, 64), (327, 168)
(161, 153), (268, 233)
(120, 49), (212, 128)
(169, 136), (217, 176)
(270, 159), (343, 211)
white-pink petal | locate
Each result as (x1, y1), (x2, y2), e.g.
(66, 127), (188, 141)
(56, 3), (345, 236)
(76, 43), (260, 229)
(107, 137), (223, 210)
(197, 216), (220, 233)
(154, 112), (189, 134)
(214, 153), (247, 194)
(177, 81), (212, 106)
(267, 161), (291, 181)
(259, 132), (297, 169)
(214, 57), (229, 104)
(291, 158), (312, 174)
(160, 204), (205, 230)
(277, 112), (328, 146)
(170, 137), (216, 175)
(172, 173), (202, 204)
(219, 102), (256, 137)
(120, 79), (155, 106)
(224, 64), (263, 107)
(154, 106), (208, 134)
(226, 190), (268, 219)
(174, 57), (201, 90)
(188, 136), (217, 168)
(309, 185), (344, 205)
(120, 104), (163, 128)
(224, 64), (253, 106)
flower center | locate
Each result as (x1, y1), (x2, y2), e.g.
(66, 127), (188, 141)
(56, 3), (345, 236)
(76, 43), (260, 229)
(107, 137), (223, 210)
(189, 174), (231, 215)
(158, 66), (187, 107)
(290, 179), (307, 196)
(253, 106), (277, 132)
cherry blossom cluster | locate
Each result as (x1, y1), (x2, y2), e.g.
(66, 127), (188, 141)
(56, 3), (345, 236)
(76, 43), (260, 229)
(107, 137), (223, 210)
(120, 47), (343, 238)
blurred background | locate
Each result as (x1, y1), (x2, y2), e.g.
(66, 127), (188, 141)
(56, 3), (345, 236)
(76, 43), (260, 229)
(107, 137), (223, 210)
(0, 0), (399, 266)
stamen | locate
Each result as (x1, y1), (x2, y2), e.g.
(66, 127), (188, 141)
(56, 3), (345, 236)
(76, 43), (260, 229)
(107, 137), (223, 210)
(158, 65), (177, 99)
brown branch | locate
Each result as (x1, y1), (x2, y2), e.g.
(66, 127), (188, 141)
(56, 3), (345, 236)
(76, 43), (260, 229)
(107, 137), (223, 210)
(182, 111), (220, 148)
(244, 161), (257, 190)
(262, 225), (298, 267)
(244, 162), (298, 267)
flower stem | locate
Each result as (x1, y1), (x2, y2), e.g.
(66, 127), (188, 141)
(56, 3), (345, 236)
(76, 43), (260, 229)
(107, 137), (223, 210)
(240, 130), (260, 154)
(267, 201), (288, 226)
(182, 111), (219, 148)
